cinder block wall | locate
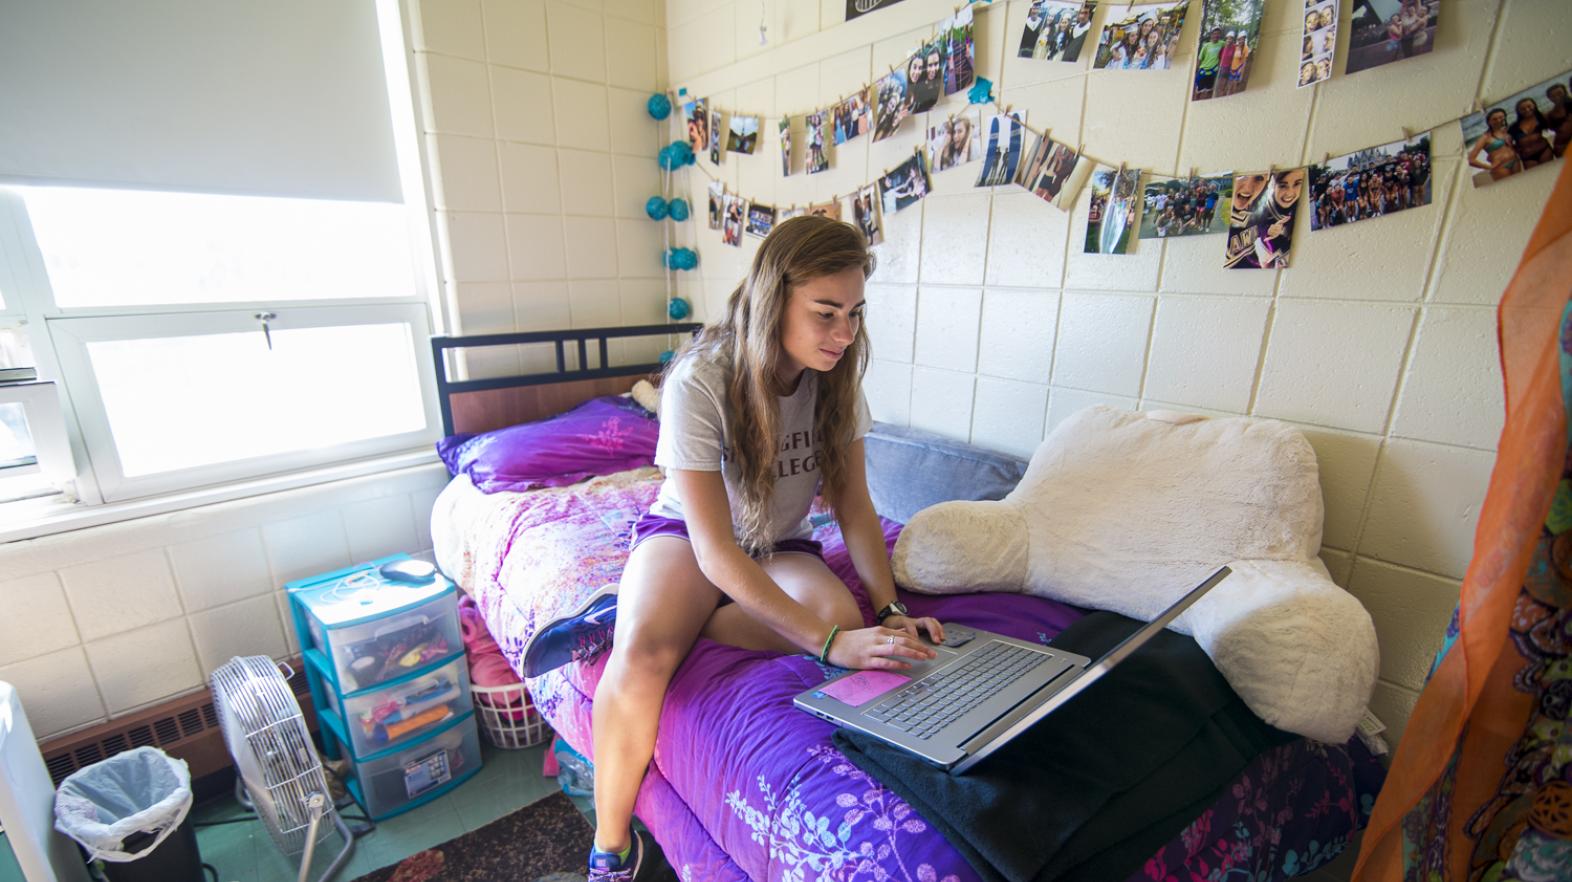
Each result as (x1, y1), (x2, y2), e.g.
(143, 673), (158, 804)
(668, 0), (1556, 744)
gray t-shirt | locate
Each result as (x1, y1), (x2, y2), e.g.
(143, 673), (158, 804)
(650, 350), (871, 545)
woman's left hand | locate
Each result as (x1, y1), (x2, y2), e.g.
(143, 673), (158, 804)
(883, 614), (945, 646)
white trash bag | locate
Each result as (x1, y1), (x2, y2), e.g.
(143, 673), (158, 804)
(54, 746), (194, 862)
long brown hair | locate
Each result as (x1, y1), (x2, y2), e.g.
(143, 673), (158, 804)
(668, 214), (873, 553)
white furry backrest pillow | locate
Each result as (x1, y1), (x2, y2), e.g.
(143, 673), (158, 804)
(892, 406), (1378, 743)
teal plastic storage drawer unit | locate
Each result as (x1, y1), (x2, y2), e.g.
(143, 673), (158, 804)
(287, 554), (482, 820)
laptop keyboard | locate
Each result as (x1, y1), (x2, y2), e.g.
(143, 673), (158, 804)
(865, 641), (1053, 739)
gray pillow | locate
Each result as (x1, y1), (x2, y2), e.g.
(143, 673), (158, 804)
(863, 422), (1028, 524)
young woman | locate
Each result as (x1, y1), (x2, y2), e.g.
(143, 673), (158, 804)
(1469, 108), (1523, 181)
(1511, 96), (1556, 169)
(529, 216), (944, 882)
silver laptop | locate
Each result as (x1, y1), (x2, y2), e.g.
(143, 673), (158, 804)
(795, 566), (1231, 775)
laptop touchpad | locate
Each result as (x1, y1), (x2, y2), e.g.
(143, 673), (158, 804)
(820, 671), (910, 707)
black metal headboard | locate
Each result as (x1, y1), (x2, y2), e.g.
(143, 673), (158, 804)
(430, 323), (700, 435)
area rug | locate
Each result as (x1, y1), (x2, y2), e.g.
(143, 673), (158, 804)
(350, 791), (672, 882)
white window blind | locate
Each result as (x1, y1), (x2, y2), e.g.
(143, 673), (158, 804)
(0, 0), (402, 203)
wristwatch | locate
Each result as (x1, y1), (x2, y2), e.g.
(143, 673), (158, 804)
(875, 600), (909, 623)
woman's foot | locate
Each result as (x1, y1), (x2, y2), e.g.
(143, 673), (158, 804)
(587, 830), (644, 882)
(521, 584), (618, 677)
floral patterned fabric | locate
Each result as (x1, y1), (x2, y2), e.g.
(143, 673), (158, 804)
(431, 471), (1384, 882)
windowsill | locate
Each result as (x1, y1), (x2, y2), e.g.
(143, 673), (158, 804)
(0, 447), (443, 544)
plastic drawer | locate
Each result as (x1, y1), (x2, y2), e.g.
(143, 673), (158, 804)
(307, 593), (462, 694)
(346, 715), (482, 819)
(324, 655), (473, 759)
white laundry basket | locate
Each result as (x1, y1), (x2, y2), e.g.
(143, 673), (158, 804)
(469, 682), (551, 749)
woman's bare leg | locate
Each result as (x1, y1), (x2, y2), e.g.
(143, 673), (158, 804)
(590, 537), (721, 853)
(700, 552), (866, 653)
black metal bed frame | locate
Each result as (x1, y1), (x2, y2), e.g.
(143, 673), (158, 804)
(430, 323), (701, 435)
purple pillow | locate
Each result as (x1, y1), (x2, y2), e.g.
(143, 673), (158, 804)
(437, 396), (659, 493)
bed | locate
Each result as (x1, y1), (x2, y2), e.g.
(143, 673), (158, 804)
(427, 327), (1386, 882)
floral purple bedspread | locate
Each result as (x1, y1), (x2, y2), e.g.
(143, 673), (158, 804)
(431, 472), (1385, 882)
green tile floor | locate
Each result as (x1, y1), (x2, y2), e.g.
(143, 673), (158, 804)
(0, 740), (595, 882)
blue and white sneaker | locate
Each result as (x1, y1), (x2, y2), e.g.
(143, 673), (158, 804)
(522, 583), (618, 677)
(587, 830), (645, 882)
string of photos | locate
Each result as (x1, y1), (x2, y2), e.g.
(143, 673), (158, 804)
(641, 0), (1568, 274)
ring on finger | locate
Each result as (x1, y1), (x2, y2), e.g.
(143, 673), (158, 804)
(887, 634), (895, 645)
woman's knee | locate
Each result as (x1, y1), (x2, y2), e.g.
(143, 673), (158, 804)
(609, 633), (690, 681)
(806, 590), (865, 632)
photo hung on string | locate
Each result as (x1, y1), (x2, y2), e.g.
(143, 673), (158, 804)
(905, 40), (943, 115)
(1298, 0), (1337, 88)
(928, 110), (982, 174)
(1460, 66), (1572, 188)
(1018, 1), (1097, 63)
(1015, 130), (1091, 209)
(805, 110), (831, 175)
(879, 149), (932, 216)
(745, 202), (777, 238)
(976, 111), (1028, 187)
(727, 114), (760, 154)
(779, 205), (805, 222)
(778, 118), (795, 176)
(1346, 0), (1438, 75)
(940, 5), (976, 95)
(1224, 168), (1305, 269)
(1085, 166), (1143, 255)
(853, 184), (883, 245)
(808, 200), (843, 221)
(684, 98), (709, 154)
(709, 109), (723, 163)
(721, 193), (746, 247)
(1093, 1), (1189, 71)
(1139, 172), (1233, 239)
(1193, 0), (1264, 102)
(871, 70), (911, 142)
(833, 92), (871, 144)
(707, 181), (724, 230)
(1309, 134), (1432, 230)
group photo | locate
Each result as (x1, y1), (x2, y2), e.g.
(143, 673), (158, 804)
(1017, 1), (1096, 63)
(1308, 135), (1433, 231)
(1345, 0), (1439, 75)
(1461, 67), (1572, 187)
(1138, 173), (1231, 239)
(1191, 0), (1264, 101)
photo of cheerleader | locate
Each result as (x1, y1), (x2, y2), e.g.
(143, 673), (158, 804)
(1018, 1), (1097, 63)
(1224, 168), (1304, 269)
(1308, 135), (1432, 231)
(1085, 166), (1142, 254)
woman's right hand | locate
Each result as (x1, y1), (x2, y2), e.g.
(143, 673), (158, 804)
(826, 626), (938, 671)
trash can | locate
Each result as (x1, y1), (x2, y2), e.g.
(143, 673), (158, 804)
(53, 746), (203, 882)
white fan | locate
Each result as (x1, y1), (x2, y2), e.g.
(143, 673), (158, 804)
(210, 656), (357, 882)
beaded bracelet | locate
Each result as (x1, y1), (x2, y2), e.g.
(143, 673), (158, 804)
(819, 624), (841, 664)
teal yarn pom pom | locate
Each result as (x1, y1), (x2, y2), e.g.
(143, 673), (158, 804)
(668, 198), (690, 221)
(968, 77), (993, 105)
(645, 196), (669, 220)
(662, 247), (698, 270)
(659, 349), (675, 364)
(646, 93), (672, 120)
(659, 141), (695, 170)
(667, 297), (692, 320)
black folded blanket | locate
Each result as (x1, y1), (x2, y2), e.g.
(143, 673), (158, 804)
(832, 611), (1296, 882)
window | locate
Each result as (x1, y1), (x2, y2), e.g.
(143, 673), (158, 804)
(0, 185), (439, 506)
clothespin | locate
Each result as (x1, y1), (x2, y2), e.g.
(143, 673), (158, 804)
(1401, 126), (1413, 141)
(1323, 151), (1331, 164)
(1189, 166), (1196, 180)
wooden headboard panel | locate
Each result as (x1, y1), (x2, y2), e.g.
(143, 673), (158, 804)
(431, 323), (700, 435)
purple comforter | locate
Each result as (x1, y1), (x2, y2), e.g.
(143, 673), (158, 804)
(442, 472), (1384, 882)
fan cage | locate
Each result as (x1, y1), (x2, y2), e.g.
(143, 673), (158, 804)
(211, 655), (338, 857)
